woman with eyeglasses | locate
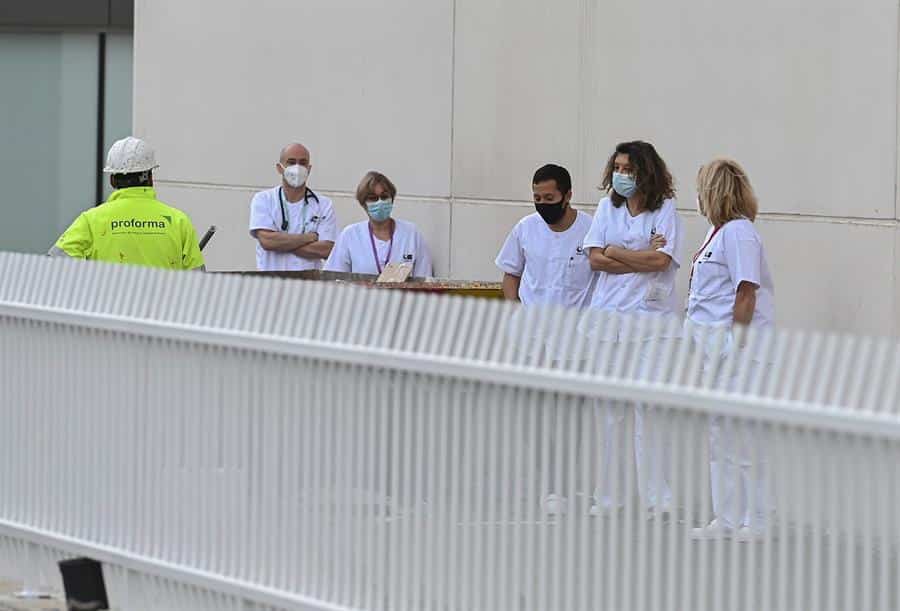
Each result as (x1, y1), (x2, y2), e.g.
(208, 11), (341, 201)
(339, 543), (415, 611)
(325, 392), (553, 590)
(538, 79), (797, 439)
(325, 171), (433, 277)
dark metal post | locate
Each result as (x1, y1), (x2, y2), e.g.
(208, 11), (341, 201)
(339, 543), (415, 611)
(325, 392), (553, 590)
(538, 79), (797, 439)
(95, 32), (106, 205)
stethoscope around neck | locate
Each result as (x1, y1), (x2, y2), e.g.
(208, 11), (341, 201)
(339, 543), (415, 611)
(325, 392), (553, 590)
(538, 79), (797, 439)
(278, 186), (320, 231)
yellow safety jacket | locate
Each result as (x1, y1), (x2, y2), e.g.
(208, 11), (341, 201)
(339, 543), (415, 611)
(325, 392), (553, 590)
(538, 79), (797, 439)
(54, 187), (204, 270)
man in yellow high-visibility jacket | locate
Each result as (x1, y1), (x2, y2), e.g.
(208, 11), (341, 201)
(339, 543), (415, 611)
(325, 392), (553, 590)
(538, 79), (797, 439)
(49, 137), (205, 271)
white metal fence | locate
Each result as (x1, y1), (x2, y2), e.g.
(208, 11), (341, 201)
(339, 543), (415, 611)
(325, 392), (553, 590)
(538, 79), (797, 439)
(0, 252), (899, 610)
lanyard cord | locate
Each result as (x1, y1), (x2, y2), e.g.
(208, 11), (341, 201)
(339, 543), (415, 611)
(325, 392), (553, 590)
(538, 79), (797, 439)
(368, 219), (395, 274)
(688, 225), (723, 292)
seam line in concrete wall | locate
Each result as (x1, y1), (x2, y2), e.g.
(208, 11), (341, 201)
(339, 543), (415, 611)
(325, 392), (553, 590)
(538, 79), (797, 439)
(895, 0), (900, 222)
(894, 0), (900, 335)
(448, 0), (457, 278)
(744, 213), (899, 227)
(155, 180), (453, 204)
(156, 181), (900, 228)
(576, 0), (587, 204)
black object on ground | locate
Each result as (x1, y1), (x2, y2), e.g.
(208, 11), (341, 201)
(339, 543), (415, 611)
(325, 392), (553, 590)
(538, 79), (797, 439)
(58, 558), (108, 611)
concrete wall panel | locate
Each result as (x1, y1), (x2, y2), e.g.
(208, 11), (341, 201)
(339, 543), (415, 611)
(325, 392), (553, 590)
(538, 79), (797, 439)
(134, 0), (452, 197)
(452, 0), (583, 201)
(758, 219), (897, 335)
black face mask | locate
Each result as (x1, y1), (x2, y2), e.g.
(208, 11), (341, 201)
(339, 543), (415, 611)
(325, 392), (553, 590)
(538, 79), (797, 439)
(535, 200), (567, 225)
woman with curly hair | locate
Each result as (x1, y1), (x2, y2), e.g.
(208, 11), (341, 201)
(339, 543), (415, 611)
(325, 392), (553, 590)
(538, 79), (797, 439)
(582, 140), (683, 516)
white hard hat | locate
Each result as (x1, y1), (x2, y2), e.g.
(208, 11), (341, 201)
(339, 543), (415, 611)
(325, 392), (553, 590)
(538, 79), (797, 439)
(103, 137), (159, 174)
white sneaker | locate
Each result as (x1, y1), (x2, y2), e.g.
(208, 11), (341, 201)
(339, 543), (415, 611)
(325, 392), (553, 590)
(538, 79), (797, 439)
(690, 518), (735, 539)
(542, 493), (569, 515)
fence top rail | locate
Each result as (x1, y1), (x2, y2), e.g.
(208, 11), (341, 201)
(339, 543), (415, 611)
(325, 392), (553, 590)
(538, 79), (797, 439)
(1, 252), (898, 429)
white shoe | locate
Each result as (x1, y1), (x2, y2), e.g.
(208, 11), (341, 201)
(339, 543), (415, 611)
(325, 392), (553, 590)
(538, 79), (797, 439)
(542, 493), (569, 515)
(690, 518), (735, 539)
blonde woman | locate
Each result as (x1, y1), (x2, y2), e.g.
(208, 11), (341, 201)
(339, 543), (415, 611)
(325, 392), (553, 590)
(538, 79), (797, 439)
(688, 158), (774, 539)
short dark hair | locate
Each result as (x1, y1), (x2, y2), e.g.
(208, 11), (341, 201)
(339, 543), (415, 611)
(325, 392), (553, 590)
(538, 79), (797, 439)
(111, 170), (153, 189)
(600, 141), (674, 211)
(532, 164), (572, 196)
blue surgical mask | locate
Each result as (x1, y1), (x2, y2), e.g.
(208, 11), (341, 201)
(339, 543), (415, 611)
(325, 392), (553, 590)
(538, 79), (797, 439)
(367, 199), (394, 222)
(612, 172), (637, 198)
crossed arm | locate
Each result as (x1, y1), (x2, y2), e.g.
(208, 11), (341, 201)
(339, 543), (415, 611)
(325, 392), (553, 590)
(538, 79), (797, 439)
(255, 229), (334, 260)
(255, 229), (318, 252)
(588, 235), (672, 274)
(588, 248), (637, 274)
(294, 240), (334, 260)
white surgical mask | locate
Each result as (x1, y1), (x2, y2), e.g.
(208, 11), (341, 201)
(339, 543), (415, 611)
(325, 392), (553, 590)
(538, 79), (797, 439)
(281, 163), (309, 188)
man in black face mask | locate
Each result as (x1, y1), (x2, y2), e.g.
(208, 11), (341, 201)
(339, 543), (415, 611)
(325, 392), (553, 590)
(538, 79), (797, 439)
(495, 164), (596, 307)
(495, 164), (597, 516)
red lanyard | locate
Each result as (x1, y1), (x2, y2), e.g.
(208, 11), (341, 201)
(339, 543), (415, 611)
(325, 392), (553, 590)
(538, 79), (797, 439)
(368, 220), (394, 274)
(688, 225), (723, 291)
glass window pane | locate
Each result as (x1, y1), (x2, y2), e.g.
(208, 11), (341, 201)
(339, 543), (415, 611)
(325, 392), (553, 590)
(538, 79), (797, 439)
(0, 32), (98, 254)
(103, 33), (134, 201)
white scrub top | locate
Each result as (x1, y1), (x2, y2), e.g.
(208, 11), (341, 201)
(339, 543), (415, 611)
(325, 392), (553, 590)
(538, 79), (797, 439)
(687, 218), (775, 329)
(324, 218), (433, 277)
(581, 197), (683, 342)
(583, 197), (683, 314)
(495, 211), (595, 308)
(249, 186), (338, 271)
